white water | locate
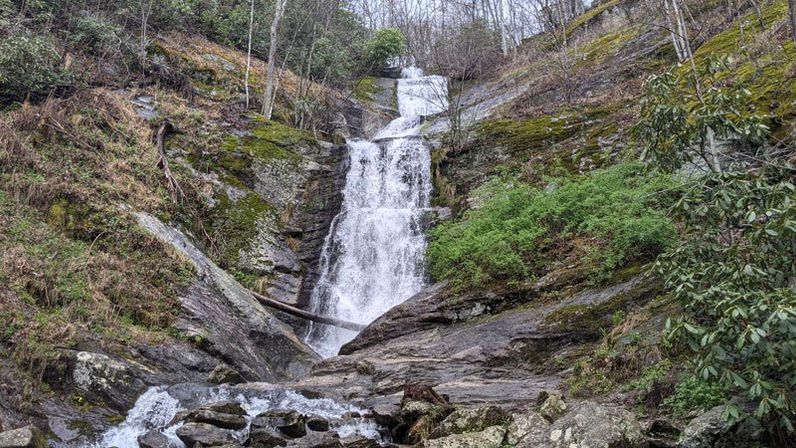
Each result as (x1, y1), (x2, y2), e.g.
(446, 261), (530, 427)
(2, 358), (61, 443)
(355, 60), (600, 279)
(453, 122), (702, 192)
(306, 68), (448, 357)
(95, 385), (379, 447)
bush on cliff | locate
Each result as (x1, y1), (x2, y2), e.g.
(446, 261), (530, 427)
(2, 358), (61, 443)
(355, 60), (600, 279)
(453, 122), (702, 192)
(428, 163), (678, 290)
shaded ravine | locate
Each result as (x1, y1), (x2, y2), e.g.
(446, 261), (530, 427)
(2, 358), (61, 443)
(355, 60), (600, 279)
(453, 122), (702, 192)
(305, 68), (449, 357)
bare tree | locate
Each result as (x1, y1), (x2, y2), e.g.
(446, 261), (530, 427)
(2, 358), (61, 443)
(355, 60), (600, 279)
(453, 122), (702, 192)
(245, 0), (256, 109)
(790, 0), (796, 43)
(262, 0), (289, 119)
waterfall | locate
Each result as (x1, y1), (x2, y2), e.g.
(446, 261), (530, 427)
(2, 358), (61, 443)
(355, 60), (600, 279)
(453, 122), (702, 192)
(306, 68), (449, 357)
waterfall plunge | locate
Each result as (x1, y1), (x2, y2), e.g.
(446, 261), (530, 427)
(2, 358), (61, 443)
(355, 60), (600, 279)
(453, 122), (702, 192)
(306, 68), (448, 357)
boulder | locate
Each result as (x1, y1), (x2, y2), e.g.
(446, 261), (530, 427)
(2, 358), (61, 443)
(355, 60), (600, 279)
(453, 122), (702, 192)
(247, 428), (288, 447)
(431, 406), (510, 438)
(677, 406), (759, 448)
(208, 363), (246, 385)
(517, 401), (646, 448)
(184, 409), (247, 430)
(283, 431), (343, 447)
(0, 426), (47, 448)
(175, 422), (237, 447)
(340, 435), (379, 447)
(539, 393), (568, 422)
(252, 410), (307, 439)
(204, 400), (247, 416)
(137, 430), (171, 448)
(306, 416), (330, 432)
(506, 411), (549, 446)
(423, 425), (506, 448)
(70, 351), (146, 409)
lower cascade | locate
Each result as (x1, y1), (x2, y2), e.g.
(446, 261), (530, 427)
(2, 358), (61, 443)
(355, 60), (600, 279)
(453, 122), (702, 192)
(306, 67), (449, 357)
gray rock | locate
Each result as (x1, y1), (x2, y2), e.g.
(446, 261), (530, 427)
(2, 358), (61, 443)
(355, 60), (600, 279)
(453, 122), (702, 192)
(137, 429), (171, 448)
(423, 425), (506, 448)
(247, 428), (288, 447)
(539, 393), (568, 422)
(252, 410), (306, 439)
(175, 422), (236, 447)
(506, 411), (549, 446)
(0, 426), (47, 448)
(678, 406), (759, 448)
(70, 351), (146, 409)
(283, 431), (342, 447)
(517, 401), (646, 448)
(431, 406), (509, 438)
(135, 212), (319, 381)
(208, 364), (246, 385)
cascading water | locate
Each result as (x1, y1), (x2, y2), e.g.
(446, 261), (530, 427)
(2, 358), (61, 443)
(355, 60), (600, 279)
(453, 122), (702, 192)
(306, 68), (449, 357)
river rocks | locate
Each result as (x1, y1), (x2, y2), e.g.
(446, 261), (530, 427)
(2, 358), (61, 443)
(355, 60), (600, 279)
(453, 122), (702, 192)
(306, 416), (330, 432)
(677, 406), (759, 448)
(0, 426), (47, 448)
(423, 425), (506, 448)
(137, 429), (171, 448)
(252, 410), (307, 438)
(176, 422), (238, 446)
(208, 363), (246, 385)
(248, 428), (288, 447)
(185, 409), (247, 430)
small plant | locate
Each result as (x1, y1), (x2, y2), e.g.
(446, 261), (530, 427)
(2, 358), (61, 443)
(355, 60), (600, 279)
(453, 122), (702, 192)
(663, 375), (728, 417)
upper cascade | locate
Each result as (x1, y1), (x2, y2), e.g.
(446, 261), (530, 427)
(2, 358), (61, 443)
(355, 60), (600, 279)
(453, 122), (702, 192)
(305, 68), (449, 357)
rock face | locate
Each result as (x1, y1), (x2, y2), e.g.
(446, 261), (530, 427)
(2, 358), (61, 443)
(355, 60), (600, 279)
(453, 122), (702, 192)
(252, 410), (307, 439)
(298, 272), (660, 408)
(0, 426), (47, 448)
(135, 212), (319, 382)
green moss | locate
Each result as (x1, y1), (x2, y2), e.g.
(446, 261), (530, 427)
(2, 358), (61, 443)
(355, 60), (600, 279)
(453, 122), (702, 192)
(354, 76), (379, 103)
(693, 0), (788, 59)
(209, 191), (273, 266)
(576, 26), (641, 65)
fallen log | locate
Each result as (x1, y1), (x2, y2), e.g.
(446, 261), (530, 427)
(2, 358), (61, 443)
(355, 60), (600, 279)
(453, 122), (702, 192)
(249, 290), (366, 332)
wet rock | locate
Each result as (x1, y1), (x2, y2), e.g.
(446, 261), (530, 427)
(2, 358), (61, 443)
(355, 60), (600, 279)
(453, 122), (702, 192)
(283, 431), (342, 447)
(431, 406), (509, 438)
(539, 393), (568, 422)
(306, 416), (330, 432)
(252, 410), (307, 439)
(185, 409), (247, 430)
(517, 401), (645, 448)
(506, 411), (549, 445)
(204, 401), (247, 416)
(247, 428), (288, 447)
(423, 425), (506, 448)
(137, 429), (171, 448)
(677, 406), (759, 448)
(340, 435), (379, 447)
(176, 422), (236, 447)
(0, 426), (47, 448)
(208, 363), (246, 385)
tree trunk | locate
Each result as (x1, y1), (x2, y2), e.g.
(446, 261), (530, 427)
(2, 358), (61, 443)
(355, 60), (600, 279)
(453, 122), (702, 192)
(262, 0), (288, 119)
(244, 0), (255, 109)
(790, 0), (796, 43)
